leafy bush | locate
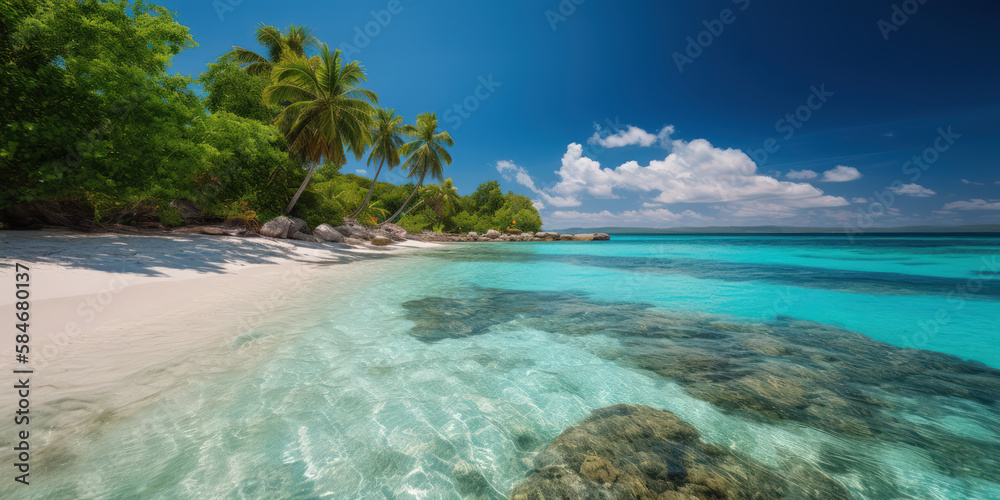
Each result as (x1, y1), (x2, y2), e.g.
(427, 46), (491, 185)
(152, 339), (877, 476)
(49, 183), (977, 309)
(397, 210), (434, 234)
(292, 188), (347, 229)
(157, 204), (185, 227)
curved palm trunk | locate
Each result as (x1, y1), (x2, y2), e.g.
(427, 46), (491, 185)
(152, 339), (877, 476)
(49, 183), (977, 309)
(285, 162), (317, 214)
(349, 158), (384, 218)
(385, 171), (427, 224)
(401, 199), (426, 219)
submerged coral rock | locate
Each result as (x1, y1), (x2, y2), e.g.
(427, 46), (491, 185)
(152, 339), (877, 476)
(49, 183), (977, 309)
(403, 285), (1000, 487)
(510, 405), (848, 499)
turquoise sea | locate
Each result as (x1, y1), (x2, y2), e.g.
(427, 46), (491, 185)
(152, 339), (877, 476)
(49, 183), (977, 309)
(15, 235), (1000, 499)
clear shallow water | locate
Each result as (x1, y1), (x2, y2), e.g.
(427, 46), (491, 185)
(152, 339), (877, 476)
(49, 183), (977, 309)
(9, 235), (1000, 499)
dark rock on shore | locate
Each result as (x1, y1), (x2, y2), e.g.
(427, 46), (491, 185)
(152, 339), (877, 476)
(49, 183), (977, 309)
(313, 223), (345, 243)
(260, 216), (296, 238)
(511, 404), (848, 499)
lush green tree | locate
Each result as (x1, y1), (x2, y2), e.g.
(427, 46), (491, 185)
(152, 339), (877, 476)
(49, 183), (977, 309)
(226, 24), (317, 77)
(386, 112), (454, 223)
(350, 107), (403, 217)
(194, 111), (297, 217)
(1, 0), (198, 208)
(468, 180), (504, 215)
(493, 192), (543, 233)
(263, 45), (377, 214)
(199, 57), (277, 122)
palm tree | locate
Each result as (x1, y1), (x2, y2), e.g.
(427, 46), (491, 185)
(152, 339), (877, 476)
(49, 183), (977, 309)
(397, 178), (459, 220)
(263, 45), (377, 214)
(227, 24), (318, 76)
(386, 113), (454, 223)
(423, 178), (460, 217)
(349, 107), (403, 218)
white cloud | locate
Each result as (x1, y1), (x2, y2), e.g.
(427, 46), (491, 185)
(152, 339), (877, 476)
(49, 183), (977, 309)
(531, 199), (545, 210)
(852, 197), (869, 204)
(942, 199), (1000, 210)
(355, 169), (368, 175)
(961, 179), (985, 186)
(496, 159), (583, 207)
(501, 128), (853, 222)
(548, 208), (710, 226)
(821, 165), (862, 182)
(496, 160), (540, 192)
(588, 125), (673, 148)
(786, 170), (818, 180)
(889, 183), (937, 197)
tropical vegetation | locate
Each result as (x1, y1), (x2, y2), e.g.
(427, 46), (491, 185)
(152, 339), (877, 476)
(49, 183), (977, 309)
(0, 0), (542, 234)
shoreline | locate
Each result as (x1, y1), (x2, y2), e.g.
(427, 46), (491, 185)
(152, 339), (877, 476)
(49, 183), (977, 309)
(0, 229), (438, 412)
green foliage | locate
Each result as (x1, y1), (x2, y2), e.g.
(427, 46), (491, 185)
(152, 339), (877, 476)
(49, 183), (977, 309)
(293, 188), (346, 229)
(199, 57), (278, 122)
(158, 204), (184, 227)
(492, 191), (542, 234)
(194, 111), (296, 215)
(468, 181), (505, 215)
(397, 208), (434, 234)
(2, 0), (200, 208)
(405, 182), (544, 234)
(0, 3), (544, 234)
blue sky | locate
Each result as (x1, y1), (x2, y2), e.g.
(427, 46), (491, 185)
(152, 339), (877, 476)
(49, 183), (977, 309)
(160, 0), (999, 228)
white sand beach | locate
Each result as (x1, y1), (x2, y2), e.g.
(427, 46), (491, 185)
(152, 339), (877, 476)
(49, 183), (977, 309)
(0, 229), (437, 412)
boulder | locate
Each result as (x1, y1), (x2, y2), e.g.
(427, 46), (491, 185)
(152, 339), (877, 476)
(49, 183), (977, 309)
(313, 224), (345, 243)
(371, 236), (391, 246)
(290, 231), (320, 243)
(344, 237), (366, 246)
(342, 218), (372, 240)
(535, 231), (549, 238)
(485, 229), (501, 239)
(379, 223), (409, 241)
(506, 228), (523, 235)
(260, 216), (295, 239)
(572, 234), (595, 242)
(593, 233), (611, 241)
(168, 199), (203, 222)
(559, 234), (574, 241)
(198, 226), (226, 235)
(333, 225), (352, 237)
(468, 231), (478, 238)
(289, 217), (309, 234)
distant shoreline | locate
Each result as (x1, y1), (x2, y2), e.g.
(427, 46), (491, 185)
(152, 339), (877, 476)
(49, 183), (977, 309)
(546, 225), (1000, 235)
